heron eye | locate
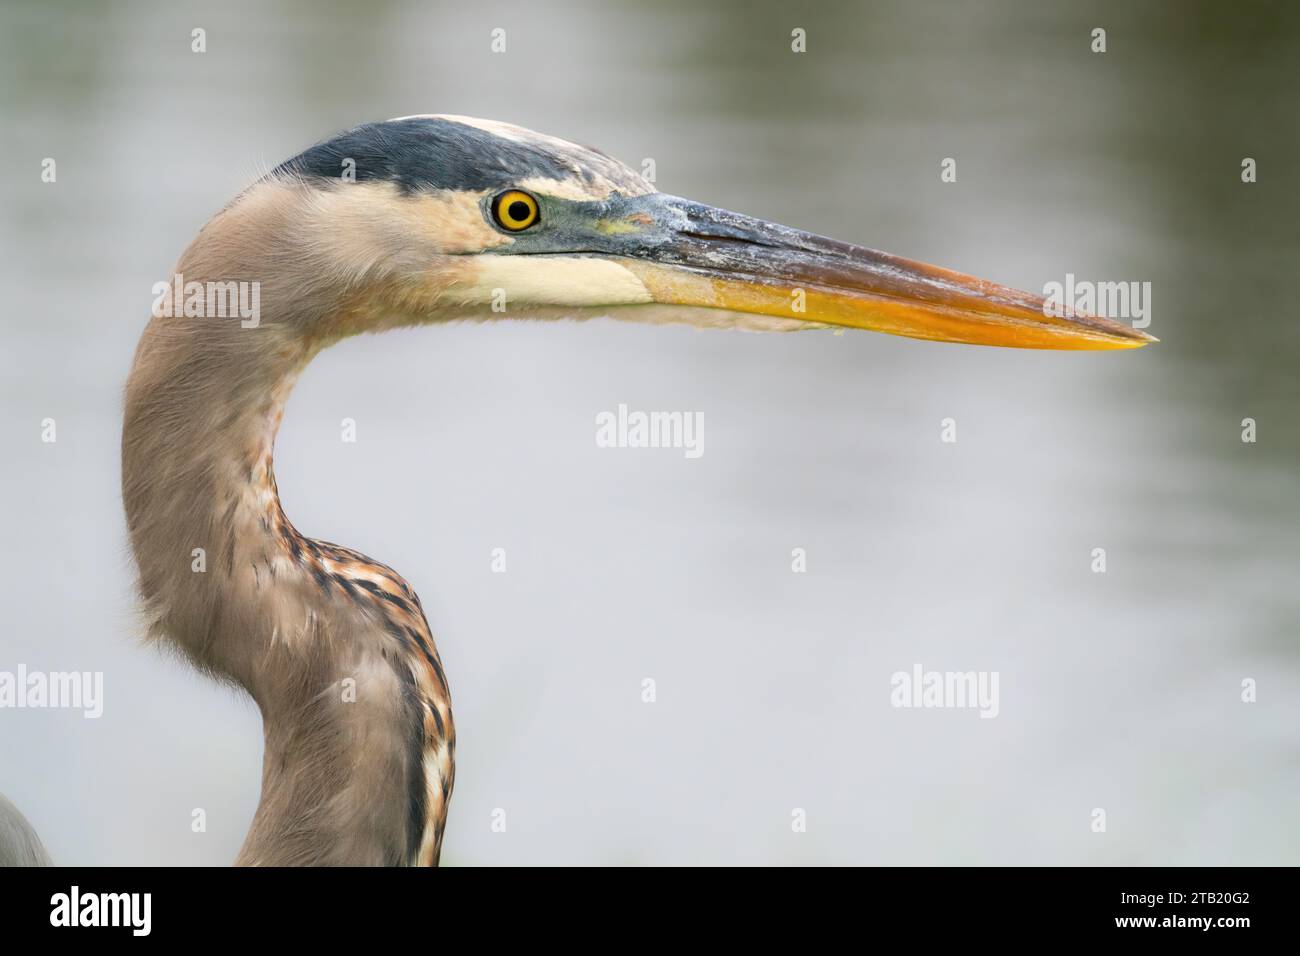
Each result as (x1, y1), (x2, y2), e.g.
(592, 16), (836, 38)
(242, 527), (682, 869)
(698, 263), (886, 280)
(492, 190), (540, 231)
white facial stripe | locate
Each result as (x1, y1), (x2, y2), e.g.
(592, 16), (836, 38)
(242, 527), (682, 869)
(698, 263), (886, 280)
(454, 256), (652, 308)
(422, 114), (533, 143)
(514, 176), (609, 202)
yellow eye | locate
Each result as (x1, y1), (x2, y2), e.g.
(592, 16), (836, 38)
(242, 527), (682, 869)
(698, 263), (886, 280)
(492, 190), (540, 231)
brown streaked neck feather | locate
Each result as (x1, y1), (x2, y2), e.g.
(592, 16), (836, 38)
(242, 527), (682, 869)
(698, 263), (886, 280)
(122, 183), (454, 866)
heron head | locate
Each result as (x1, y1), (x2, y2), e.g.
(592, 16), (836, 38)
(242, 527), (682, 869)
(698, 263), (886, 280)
(266, 114), (1153, 350)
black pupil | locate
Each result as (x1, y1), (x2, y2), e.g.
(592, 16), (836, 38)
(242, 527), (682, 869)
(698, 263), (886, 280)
(507, 200), (531, 223)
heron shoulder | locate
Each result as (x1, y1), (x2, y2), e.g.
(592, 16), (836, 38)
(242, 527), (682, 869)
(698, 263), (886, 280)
(0, 793), (50, 866)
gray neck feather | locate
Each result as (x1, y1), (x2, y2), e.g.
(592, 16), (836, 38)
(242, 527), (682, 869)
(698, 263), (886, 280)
(122, 208), (429, 865)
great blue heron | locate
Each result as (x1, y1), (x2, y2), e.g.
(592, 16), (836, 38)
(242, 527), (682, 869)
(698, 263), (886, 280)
(25, 115), (1153, 867)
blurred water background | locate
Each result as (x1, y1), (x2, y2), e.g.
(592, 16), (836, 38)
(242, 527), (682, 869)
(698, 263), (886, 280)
(0, 0), (1296, 864)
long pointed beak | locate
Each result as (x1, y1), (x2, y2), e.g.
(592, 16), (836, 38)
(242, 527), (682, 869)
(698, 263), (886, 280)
(606, 195), (1155, 350)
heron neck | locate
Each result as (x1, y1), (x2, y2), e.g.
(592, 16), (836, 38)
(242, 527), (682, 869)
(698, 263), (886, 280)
(122, 185), (453, 865)
(122, 318), (311, 685)
(123, 318), (449, 865)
